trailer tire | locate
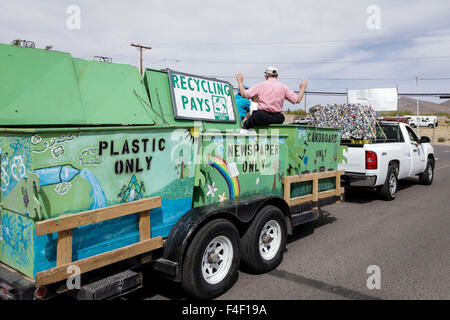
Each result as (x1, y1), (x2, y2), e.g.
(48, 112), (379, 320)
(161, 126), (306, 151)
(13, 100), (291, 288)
(181, 219), (240, 299)
(379, 165), (398, 201)
(419, 160), (434, 185)
(240, 205), (287, 274)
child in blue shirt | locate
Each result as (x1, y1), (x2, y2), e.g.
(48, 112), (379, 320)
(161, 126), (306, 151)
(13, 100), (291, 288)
(235, 85), (251, 124)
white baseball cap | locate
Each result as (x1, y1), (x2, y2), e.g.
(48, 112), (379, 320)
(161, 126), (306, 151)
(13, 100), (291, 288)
(265, 66), (278, 76)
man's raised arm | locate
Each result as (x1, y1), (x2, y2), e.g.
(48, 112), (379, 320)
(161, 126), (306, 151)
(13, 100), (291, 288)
(236, 73), (246, 97)
(296, 80), (308, 104)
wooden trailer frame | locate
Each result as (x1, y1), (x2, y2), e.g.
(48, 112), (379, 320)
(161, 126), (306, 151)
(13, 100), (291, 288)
(283, 170), (345, 209)
(34, 196), (163, 287)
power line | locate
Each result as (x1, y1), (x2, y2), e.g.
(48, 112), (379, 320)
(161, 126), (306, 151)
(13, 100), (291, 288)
(302, 91), (450, 97)
(148, 55), (450, 65)
(207, 75), (450, 81)
(121, 38), (450, 52)
(140, 35), (450, 48)
(420, 77), (450, 80)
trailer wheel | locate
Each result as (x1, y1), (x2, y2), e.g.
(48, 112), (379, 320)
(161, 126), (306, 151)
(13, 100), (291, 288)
(379, 165), (398, 201)
(240, 205), (287, 274)
(181, 219), (240, 299)
(419, 160), (434, 185)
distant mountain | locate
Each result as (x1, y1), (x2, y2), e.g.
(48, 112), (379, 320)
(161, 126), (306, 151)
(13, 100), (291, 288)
(398, 97), (450, 114)
(440, 99), (450, 108)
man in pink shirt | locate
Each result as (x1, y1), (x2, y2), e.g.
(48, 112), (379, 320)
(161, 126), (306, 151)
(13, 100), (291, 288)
(236, 66), (308, 129)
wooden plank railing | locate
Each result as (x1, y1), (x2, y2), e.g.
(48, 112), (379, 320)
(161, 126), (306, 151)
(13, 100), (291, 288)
(283, 170), (345, 209)
(34, 196), (163, 287)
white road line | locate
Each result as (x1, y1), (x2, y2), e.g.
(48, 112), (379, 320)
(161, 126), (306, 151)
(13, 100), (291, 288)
(436, 164), (450, 170)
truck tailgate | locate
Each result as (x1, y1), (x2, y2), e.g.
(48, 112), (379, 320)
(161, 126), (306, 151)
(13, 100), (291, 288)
(342, 146), (366, 173)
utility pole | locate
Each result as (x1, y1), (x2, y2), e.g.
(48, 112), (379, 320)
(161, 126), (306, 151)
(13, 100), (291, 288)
(131, 43), (152, 76)
(416, 75), (420, 137)
(396, 84), (399, 113)
(304, 92), (307, 113)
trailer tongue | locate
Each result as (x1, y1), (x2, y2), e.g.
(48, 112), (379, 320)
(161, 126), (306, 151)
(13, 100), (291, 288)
(0, 43), (344, 299)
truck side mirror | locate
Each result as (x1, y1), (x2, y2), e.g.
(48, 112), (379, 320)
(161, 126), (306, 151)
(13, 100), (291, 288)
(420, 136), (431, 143)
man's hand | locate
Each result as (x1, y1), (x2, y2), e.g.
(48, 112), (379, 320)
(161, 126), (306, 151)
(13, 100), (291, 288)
(236, 73), (244, 83)
(296, 79), (308, 104)
(300, 79), (308, 91)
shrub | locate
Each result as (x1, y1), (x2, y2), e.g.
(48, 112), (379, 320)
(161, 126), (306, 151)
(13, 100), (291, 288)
(438, 137), (446, 142)
(426, 112), (450, 118)
(382, 110), (415, 116)
(285, 109), (308, 117)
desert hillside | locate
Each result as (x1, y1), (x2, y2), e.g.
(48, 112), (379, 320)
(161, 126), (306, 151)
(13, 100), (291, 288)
(398, 97), (450, 114)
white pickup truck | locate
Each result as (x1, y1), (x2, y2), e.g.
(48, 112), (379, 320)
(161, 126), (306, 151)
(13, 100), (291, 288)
(338, 122), (435, 200)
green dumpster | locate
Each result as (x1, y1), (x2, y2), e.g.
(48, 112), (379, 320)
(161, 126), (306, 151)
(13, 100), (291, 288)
(0, 44), (343, 283)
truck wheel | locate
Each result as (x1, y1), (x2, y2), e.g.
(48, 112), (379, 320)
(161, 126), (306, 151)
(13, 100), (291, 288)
(410, 123), (416, 128)
(379, 165), (398, 201)
(181, 219), (240, 299)
(419, 160), (434, 185)
(240, 205), (287, 274)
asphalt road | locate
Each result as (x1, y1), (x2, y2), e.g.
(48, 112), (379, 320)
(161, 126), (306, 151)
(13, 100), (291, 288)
(125, 144), (450, 300)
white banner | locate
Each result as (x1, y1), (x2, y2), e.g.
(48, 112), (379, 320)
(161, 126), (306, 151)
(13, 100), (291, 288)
(168, 70), (236, 122)
(347, 88), (398, 111)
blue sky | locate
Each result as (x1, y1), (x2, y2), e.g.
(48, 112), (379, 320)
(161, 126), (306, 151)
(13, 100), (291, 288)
(1, 0), (449, 110)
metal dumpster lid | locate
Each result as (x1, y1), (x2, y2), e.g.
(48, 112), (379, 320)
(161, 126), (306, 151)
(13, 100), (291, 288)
(0, 43), (156, 126)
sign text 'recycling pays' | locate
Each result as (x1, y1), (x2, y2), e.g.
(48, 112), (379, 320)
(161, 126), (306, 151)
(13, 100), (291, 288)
(168, 70), (236, 122)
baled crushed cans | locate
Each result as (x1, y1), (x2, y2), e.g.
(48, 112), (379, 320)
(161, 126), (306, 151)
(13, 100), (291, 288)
(310, 104), (377, 140)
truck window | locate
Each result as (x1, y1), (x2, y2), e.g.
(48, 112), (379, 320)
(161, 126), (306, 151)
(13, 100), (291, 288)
(405, 126), (420, 143)
(377, 124), (404, 142)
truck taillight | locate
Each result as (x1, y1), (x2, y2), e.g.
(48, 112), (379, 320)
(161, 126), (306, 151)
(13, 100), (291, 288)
(366, 151), (377, 170)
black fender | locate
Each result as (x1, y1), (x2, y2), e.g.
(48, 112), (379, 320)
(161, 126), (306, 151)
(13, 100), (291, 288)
(152, 194), (290, 282)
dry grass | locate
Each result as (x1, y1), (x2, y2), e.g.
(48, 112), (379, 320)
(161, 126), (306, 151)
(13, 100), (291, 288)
(413, 117), (450, 145)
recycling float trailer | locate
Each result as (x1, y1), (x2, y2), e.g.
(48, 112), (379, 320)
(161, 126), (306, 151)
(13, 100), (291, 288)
(0, 43), (344, 300)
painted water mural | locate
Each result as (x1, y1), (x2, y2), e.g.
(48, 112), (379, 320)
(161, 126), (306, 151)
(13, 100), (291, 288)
(0, 128), (196, 277)
(0, 125), (343, 277)
(34, 165), (107, 209)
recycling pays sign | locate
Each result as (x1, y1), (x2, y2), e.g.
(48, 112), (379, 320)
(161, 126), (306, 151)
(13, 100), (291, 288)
(168, 69), (236, 122)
